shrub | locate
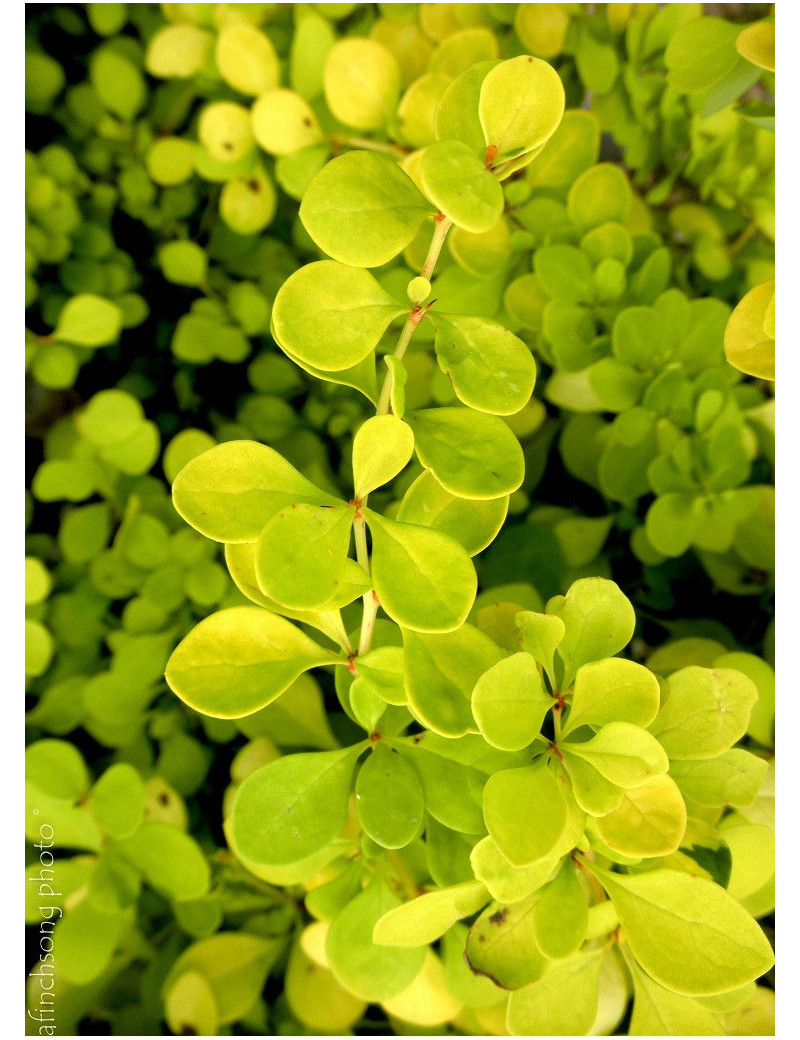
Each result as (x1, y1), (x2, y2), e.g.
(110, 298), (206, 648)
(26, 4), (774, 1035)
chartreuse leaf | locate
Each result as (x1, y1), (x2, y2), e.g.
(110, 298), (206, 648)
(383, 355), (407, 417)
(115, 822), (209, 901)
(88, 763), (145, 839)
(551, 578), (636, 687)
(165, 934), (278, 1025)
(407, 408), (524, 499)
(515, 4), (571, 57)
(724, 279), (775, 380)
(562, 722), (668, 788)
(173, 440), (339, 543)
(25, 619), (53, 678)
(442, 923), (506, 1009)
(145, 23), (212, 78)
(507, 949), (603, 1034)
(284, 349), (379, 406)
(467, 896), (548, 990)
(215, 18), (279, 94)
(25, 739), (89, 800)
(648, 667), (758, 759)
(285, 940), (366, 1032)
(255, 503), (363, 611)
(224, 542), (348, 646)
(272, 261), (405, 372)
(563, 754), (624, 817)
(532, 859), (588, 960)
(397, 471), (508, 556)
(589, 865), (774, 996)
(354, 647), (406, 706)
(629, 960), (727, 1036)
(366, 510), (477, 633)
(470, 836), (560, 904)
(373, 880), (488, 948)
(53, 898), (130, 985)
(419, 140), (504, 234)
(483, 762), (568, 867)
(251, 89), (324, 154)
(54, 293), (122, 347)
(325, 877), (426, 1001)
(353, 648), (407, 707)
(230, 745), (362, 866)
(564, 658), (661, 736)
(434, 61), (496, 155)
(670, 750), (768, 809)
(403, 745), (485, 835)
(165, 606), (340, 718)
(596, 775), (687, 858)
(323, 38), (399, 130)
(736, 21), (775, 72)
(300, 151), (433, 267)
(355, 744), (424, 849)
(478, 55), (565, 162)
(403, 625), (503, 737)
(516, 611), (565, 684)
(722, 821), (775, 918)
(714, 651), (774, 748)
(381, 949), (462, 1027)
(165, 971), (219, 1037)
(433, 314), (536, 416)
(665, 16), (741, 93)
(352, 415), (414, 498)
(472, 653), (551, 751)
(567, 163), (632, 231)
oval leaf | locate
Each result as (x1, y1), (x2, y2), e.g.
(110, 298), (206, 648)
(165, 606), (340, 718)
(300, 151), (433, 267)
(595, 774), (687, 859)
(256, 503), (364, 611)
(355, 743), (424, 849)
(562, 722), (669, 789)
(272, 260), (405, 372)
(433, 314), (536, 415)
(564, 657), (661, 736)
(472, 653), (552, 751)
(172, 440), (339, 543)
(478, 55), (565, 161)
(419, 140), (504, 233)
(591, 866), (775, 996)
(353, 415), (415, 499)
(648, 667), (759, 760)
(230, 746), (362, 866)
(373, 880), (488, 948)
(407, 408), (524, 500)
(483, 763), (568, 867)
(403, 625), (505, 737)
(397, 471), (508, 556)
(326, 877), (426, 1001)
(366, 510), (477, 634)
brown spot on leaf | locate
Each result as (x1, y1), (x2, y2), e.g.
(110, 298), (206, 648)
(489, 909), (508, 925)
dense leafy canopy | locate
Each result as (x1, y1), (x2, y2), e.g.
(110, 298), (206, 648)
(25, 3), (774, 1037)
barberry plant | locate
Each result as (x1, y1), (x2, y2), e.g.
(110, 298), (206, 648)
(25, 4), (775, 1034)
(164, 55), (773, 1035)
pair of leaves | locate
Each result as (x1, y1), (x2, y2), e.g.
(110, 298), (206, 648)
(297, 56), (566, 267)
(467, 860), (589, 991)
